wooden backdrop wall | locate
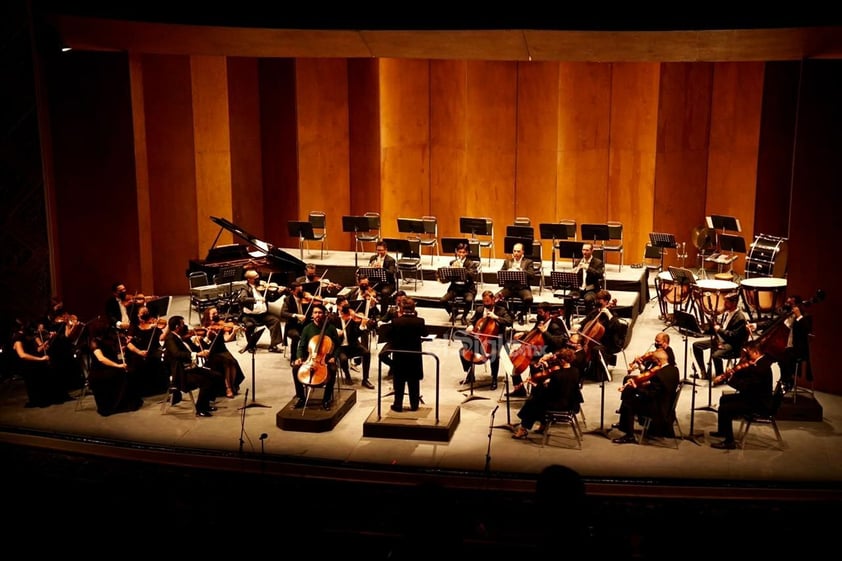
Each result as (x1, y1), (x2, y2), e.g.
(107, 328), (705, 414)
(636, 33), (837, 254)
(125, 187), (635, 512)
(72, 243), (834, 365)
(39, 53), (839, 392)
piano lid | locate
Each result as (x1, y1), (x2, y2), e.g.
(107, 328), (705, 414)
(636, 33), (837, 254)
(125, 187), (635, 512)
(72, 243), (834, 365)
(209, 216), (306, 270)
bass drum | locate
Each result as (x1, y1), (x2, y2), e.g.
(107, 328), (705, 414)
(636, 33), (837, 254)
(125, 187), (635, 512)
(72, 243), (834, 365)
(745, 234), (788, 278)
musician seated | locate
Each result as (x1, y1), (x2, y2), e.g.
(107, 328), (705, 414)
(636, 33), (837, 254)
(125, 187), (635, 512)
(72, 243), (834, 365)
(611, 349), (679, 443)
(368, 241), (398, 303)
(563, 243), (605, 327)
(622, 332), (676, 385)
(709, 341), (774, 449)
(297, 263), (341, 297)
(440, 242), (478, 325)
(512, 349), (584, 440)
(163, 316), (224, 417)
(507, 303), (569, 398)
(458, 290), (513, 391)
(238, 270), (285, 353)
(498, 242), (535, 324)
(291, 304), (340, 411)
(692, 292), (748, 380)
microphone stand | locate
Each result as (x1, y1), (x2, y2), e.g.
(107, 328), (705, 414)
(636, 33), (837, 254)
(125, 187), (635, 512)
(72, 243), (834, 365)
(485, 405), (498, 474)
(239, 327), (270, 409)
(238, 388), (250, 455)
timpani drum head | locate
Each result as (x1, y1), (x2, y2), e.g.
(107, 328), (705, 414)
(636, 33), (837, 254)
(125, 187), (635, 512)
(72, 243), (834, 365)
(694, 279), (738, 316)
(740, 277), (787, 313)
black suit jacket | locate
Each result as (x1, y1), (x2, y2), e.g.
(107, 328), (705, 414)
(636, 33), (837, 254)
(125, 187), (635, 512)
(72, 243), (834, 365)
(572, 256), (605, 292)
(367, 254), (397, 288)
(728, 354), (774, 414)
(379, 315), (428, 379)
(500, 257), (535, 289)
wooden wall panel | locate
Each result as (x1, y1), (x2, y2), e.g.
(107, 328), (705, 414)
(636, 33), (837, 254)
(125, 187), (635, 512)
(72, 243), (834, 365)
(605, 63), (660, 267)
(515, 61), (559, 259)
(557, 63), (611, 226)
(706, 62), (764, 276)
(142, 54), (198, 296)
(349, 59), (382, 226)
(379, 59), (429, 238)
(430, 60), (468, 240)
(465, 61), (518, 257)
(227, 57), (265, 237)
(654, 62), (713, 269)
(190, 56), (232, 254)
(129, 54), (153, 293)
(295, 59), (351, 250)
(258, 58), (298, 247)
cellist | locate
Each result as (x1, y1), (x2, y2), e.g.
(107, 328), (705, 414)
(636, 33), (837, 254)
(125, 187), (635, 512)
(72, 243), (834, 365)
(507, 303), (568, 398)
(575, 289), (616, 382)
(291, 304), (340, 411)
(458, 290), (513, 391)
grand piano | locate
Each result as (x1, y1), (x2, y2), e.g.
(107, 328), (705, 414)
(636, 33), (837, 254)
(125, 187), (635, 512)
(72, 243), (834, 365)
(187, 216), (306, 285)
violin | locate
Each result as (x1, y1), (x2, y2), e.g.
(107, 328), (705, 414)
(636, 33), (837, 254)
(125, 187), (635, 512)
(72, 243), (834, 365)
(256, 280), (283, 294)
(713, 357), (753, 386)
(627, 346), (658, 374)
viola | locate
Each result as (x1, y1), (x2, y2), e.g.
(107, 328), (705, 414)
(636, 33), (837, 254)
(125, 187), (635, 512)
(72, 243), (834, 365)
(713, 357), (753, 386)
(297, 317), (334, 387)
(460, 313), (500, 365)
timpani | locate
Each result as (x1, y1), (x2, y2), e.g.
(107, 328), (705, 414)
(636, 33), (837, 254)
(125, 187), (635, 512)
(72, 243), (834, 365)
(693, 279), (738, 322)
(740, 277), (787, 322)
(655, 270), (695, 321)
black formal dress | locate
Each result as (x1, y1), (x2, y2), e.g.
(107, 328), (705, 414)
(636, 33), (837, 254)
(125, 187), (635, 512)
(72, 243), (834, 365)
(127, 323), (169, 396)
(88, 331), (144, 416)
(12, 330), (71, 408)
(379, 313), (428, 411)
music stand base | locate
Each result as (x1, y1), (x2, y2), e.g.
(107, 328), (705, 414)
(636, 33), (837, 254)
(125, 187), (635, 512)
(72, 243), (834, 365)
(239, 402), (271, 410)
(585, 428), (613, 439)
(695, 405), (718, 413)
(682, 432), (704, 446)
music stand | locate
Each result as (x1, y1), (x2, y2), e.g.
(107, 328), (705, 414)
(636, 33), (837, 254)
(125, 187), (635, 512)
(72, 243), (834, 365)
(288, 220), (316, 261)
(396, 218), (425, 236)
(342, 215), (374, 268)
(356, 267), (388, 291)
(239, 327), (270, 409)
(719, 233), (746, 254)
(584, 346), (614, 439)
(551, 271), (579, 297)
(145, 296), (171, 319)
(441, 237), (471, 255)
(497, 269), (528, 288)
(581, 223), (610, 245)
(505, 225), (534, 240)
(706, 214), (741, 233)
(540, 223), (573, 271)
(649, 232), (677, 272)
(556, 240), (586, 268)
(459, 216), (492, 238)
(672, 310), (705, 445)
(668, 266), (696, 314)
(503, 236), (534, 256)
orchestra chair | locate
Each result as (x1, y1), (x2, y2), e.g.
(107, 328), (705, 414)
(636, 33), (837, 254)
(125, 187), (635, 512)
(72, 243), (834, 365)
(542, 409), (584, 449)
(396, 238), (424, 290)
(188, 271), (218, 325)
(418, 215), (439, 264)
(160, 374), (197, 414)
(603, 221), (624, 271)
(638, 377), (684, 448)
(307, 211), (328, 258)
(355, 211), (381, 254)
(736, 379), (785, 450)
(514, 216), (531, 226)
(479, 217), (494, 266)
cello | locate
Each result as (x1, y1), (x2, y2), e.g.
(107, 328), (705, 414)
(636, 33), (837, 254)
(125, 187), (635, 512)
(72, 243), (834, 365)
(509, 320), (547, 375)
(460, 315), (500, 365)
(297, 313), (333, 387)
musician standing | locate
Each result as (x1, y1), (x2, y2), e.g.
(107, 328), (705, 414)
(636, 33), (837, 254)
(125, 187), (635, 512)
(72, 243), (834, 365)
(710, 341), (773, 449)
(105, 282), (131, 330)
(368, 241), (398, 303)
(692, 293), (748, 380)
(440, 242), (478, 325)
(291, 304), (340, 410)
(458, 290), (513, 391)
(563, 243), (605, 328)
(778, 295), (813, 392)
(331, 295), (375, 389)
(379, 297), (428, 412)
(280, 281), (309, 366)
(498, 242), (534, 324)
(238, 270), (285, 353)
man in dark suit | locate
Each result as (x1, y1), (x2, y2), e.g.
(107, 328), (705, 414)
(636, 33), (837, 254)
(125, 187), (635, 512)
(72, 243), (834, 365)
(612, 349), (680, 443)
(710, 340), (774, 449)
(458, 290), (514, 391)
(440, 242), (479, 325)
(692, 292), (748, 380)
(163, 315), (223, 417)
(777, 295), (813, 391)
(563, 243), (605, 327)
(368, 240), (398, 303)
(498, 242), (535, 323)
(378, 297), (428, 412)
(105, 282), (131, 330)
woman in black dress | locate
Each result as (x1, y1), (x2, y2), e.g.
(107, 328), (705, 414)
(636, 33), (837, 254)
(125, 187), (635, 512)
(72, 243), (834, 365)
(87, 318), (144, 416)
(12, 320), (71, 408)
(200, 307), (245, 398)
(126, 306), (169, 396)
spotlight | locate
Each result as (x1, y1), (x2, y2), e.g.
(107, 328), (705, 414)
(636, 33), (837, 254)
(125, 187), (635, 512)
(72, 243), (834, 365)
(60, 42), (72, 53)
